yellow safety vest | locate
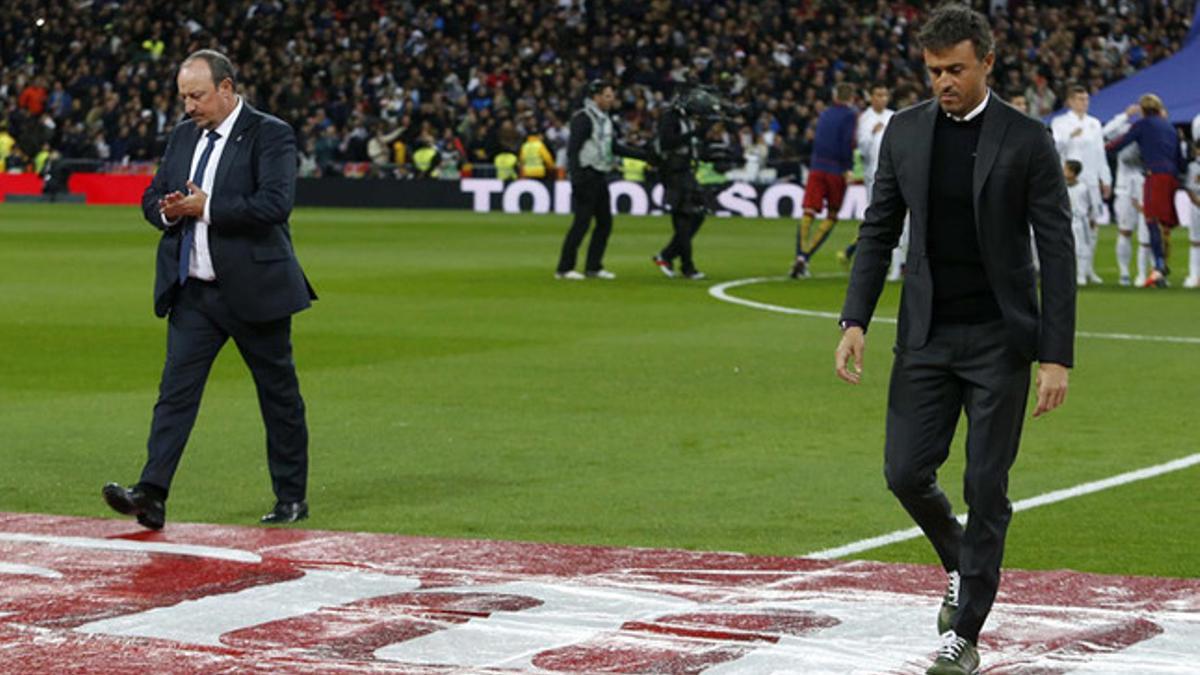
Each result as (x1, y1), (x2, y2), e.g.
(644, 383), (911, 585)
(413, 146), (437, 173)
(622, 157), (647, 182)
(494, 152), (518, 180)
(695, 161), (725, 185)
(519, 138), (552, 178)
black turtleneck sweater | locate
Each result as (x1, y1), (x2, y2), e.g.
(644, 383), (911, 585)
(927, 108), (1002, 324)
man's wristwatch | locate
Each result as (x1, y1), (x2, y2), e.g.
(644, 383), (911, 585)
(838, 319), (864, 332)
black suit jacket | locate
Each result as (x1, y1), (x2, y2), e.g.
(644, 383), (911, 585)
(142, 103), (315, 322)
(841, 95), (1075, 367)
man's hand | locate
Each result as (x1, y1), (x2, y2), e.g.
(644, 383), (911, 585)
(872, 122), (884, 134)
(161, 181), (207, 220)
(835, 326), (866, 385)
(1033, 363), (1069, 418)
(1125, 104), (1139, 117)
(1070, 127), (1083, 138)
(158, 190), (185, 225)
(1101, 182), (1112, 200)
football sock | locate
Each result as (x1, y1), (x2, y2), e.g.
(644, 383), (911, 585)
(805, 218), (837, 257)
(1116, 232), (1132, 277)
(797, 214), (814, 256)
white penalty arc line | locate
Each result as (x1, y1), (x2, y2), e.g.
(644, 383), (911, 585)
(708, 276), (1200, 345)
(806, 453), (1200, 559)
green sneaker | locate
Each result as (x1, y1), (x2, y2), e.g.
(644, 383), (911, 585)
(937, 570), (960, 634)
(926, 630), (980, 675)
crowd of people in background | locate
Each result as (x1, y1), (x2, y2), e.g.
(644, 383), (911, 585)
(0, 0), (1195, 181)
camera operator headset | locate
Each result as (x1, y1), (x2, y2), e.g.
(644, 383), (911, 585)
(651, 86), (739, 280)
(555, 79), (649, 279)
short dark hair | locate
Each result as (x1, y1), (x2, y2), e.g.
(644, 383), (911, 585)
(918, 3), (994, 61)
(1067, 84), (1088, 97)
(587, 79), (611, 97)
(833, 83), (855, 103)
(182, 49), (237, 88)
(1065, 159), (1083, 176)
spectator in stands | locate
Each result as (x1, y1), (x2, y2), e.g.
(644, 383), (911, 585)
(5, 146), (28, 173)
(18, 76), (48, 116)
(1, 1), (1194, 182)
(791, 82), (856, 279)
(1107, 93), (1187, 288)
(0, 122), (14, 168)
(368, 122), (404, 176)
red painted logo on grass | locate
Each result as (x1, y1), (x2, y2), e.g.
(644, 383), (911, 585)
(1, 514), (1197, 673)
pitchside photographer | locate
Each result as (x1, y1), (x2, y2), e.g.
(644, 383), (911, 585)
(649, 86), (742, 280)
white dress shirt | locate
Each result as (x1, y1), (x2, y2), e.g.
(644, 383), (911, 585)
(185, 97), (243, 281)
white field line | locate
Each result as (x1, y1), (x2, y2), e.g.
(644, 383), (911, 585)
(0, 533), (261, 563)
(805, 453), (1200, 559)
(708, 276), (1200, 345)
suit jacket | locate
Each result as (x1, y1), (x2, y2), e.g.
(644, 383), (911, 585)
(142, 103), (316, 322)
(841, 95), (1075, 367)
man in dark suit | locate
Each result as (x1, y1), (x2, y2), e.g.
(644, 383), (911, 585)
(103, 49), (316, 529)
(835, 6), (1074, 675)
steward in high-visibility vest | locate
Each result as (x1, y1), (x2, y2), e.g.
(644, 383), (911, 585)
(494, 151), (518, 180)
(519, 134), (555, 178)
(622, 156), (647, 182)
(413, 145), (438, 177)
(695, 160), (725, 185)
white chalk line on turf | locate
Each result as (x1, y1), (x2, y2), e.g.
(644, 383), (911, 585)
(708, 276), (1200, 345)
(0, 533), (261, 563)
(805, 453), (1200, 559)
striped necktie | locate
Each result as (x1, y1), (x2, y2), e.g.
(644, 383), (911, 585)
(178, 129), (221, 286)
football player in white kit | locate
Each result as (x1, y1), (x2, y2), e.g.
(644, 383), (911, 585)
(839, 84), (907, 280)
(1103, 104), (1150, 286)
(1185, 138), (1200, 288)
(1065, 159), (1100, 285)
(1051, 86), (1111, 283)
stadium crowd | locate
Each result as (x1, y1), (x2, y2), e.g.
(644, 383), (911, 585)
(0, 0), (1195, 180)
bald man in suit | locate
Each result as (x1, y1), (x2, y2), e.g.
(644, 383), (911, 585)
(103, 49), (316, 529)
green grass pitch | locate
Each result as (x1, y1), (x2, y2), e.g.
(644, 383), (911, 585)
(1, 202), (1196, 578)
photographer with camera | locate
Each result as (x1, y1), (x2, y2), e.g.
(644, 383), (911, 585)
(650, 87), (740, 280)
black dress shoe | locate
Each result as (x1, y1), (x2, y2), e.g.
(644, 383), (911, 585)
(261, 500), (308, 524)
(102, 483), (166, 530)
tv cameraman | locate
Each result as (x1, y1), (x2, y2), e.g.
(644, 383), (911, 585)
(651, 86), (740, 280)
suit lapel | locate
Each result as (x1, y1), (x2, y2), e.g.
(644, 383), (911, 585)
(211, 103), (257, 195)
(178, 126), (203, 190)
(909, 100), (938, 255)
(972, 95), (1012, 221)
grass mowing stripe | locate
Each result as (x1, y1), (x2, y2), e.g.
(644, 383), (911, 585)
(806, 452), (1200, 559)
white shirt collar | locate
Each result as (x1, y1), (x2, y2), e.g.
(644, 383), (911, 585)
(211, 96), (243, 140)
(946, 90), (989, 123)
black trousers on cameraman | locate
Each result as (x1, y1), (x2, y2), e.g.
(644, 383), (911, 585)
(558, 169), (612, 273)
(660, 212), (705, 275)
(659, 171), (705, 275)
